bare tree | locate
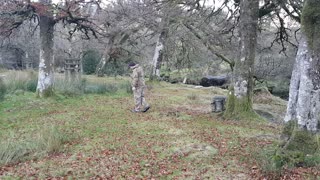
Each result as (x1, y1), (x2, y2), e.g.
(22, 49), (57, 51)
(0, 0), (101, 97)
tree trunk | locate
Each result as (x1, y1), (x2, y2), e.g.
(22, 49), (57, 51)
(279, 0), (319, 162)
(96, 36), (115, 77)
(152, 33), (164, 78)
(36, 0), (55, 97)
(284, 36), (309, 123)
(284, 0), (320, 132)
(224, 0), (259, 120)
(151, 19), (169, 79)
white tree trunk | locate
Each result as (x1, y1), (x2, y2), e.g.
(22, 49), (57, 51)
(284, 37), (307, 122)
(285, 35), (320, 132)
(152, 17), (169, 78)
(280, 0), (319, 158)
(152, 35), (164, 77)
(36, 0), (55, 97)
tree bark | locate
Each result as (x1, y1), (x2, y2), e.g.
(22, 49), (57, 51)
(36, 0), (55, 97)
(279, 1), (319, 161)
(224, 0), (259, 119)
(284, 0), (320, 132)
(96, 36), (115, 77)
(152, 33), (165, 78)
(284, 36), (307, 123)
(151, 18), (169, 79)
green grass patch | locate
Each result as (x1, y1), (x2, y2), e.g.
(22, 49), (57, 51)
(1, 72), (316, 179)
(0, 125), (71, 166)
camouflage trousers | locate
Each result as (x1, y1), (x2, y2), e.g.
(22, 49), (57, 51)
(133, 86), (149, 111)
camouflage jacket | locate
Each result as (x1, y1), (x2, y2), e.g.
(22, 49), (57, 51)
(131, 64), (145, 88)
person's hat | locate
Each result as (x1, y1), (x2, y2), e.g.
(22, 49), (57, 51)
(128, 62), (136, 67)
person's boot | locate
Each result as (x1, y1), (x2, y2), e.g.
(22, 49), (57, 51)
(142, 106), (150, 112)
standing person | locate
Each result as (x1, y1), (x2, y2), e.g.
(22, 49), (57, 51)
(129, 62), (150, 113)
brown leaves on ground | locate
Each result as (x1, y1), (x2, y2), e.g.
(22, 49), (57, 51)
(0, 83), (318, 179)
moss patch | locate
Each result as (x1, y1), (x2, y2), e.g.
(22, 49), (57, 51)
(276, 121), (320, 169)
(36, 86), (54, 98)
(224, 90), (262, 121)
(285, 129), (319, 154)
(301, 0), (320, 50)
(273, 150), (305, 168)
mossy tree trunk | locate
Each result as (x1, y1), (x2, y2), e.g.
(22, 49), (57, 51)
(224, 0), (259, 120)
(280, 0), (319, 164)
(36, 0), (55, 98)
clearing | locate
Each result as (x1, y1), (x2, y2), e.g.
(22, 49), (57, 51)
(0, 75), (318, 179)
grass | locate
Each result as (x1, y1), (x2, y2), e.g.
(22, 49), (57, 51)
(2, 70), (38, 93)
(0, 77), (6, 101)
(0, 71), (318, 179)
(0, 125), (70, 165)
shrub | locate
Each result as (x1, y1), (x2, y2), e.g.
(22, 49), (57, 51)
(0, 77), (6, 101)
(26, 78), (38, 92)
(83, 50), (100, 75)
(105, 61), (127, 77)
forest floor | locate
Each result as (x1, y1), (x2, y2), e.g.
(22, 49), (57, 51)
(0, 74), (319, 179)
